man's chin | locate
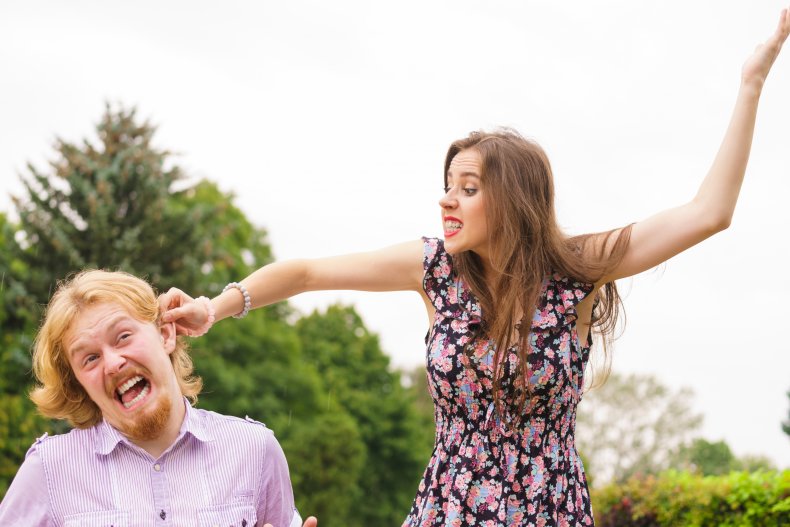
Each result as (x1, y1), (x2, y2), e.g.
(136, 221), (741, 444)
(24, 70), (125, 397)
(118, 395), (172, 442)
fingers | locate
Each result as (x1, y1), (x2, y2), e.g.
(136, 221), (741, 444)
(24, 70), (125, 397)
(157, 291), (175, 313)
(772, 8), (790, 45)
(160, 305), (188, 323)
(158, 287), (186, 309)
(304, 517), (318, 527)
(158, 288), (196, 320)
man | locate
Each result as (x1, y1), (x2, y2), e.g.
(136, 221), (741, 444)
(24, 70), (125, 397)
(0, 270), (315, 526)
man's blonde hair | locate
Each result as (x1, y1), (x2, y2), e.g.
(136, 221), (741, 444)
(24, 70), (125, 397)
(30, 270), (202, 428)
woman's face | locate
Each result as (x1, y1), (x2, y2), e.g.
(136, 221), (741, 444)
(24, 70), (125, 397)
(440, 148), (489, 262)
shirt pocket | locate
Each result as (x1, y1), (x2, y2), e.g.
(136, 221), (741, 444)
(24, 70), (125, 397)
(197, 501), (257, 527)
(63, 510), (130, 527)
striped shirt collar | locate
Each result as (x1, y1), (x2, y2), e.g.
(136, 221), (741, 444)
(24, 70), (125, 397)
(95, 398), (214, 456)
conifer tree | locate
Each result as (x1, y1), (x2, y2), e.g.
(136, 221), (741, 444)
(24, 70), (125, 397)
(13, 104), (213, 303)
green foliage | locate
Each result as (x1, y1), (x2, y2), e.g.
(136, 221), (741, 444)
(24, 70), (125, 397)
(403, 365), (440, 439)
(189, 308), (322, 433)
(293, 306), (433, 527)
(0, 213), (36, 333)
(0, 214), (56, 497)
(168, 180), (275, 300)
(735, 454), (776, 473)
(671, 438), (776, 477)
(672, 438), (737, 476)
(0, 213), (37, 392)
(593, 470), (790, 527)
(286, 413), (366, 521)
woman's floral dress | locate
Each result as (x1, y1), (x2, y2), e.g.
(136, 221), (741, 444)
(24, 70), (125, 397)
(403, 238), (596, 527)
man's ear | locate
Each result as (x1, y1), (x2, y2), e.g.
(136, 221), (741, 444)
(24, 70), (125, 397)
(159, 322), (177, 355)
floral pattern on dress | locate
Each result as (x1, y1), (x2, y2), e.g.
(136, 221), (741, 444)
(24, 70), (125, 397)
(403, 237), (596, 527)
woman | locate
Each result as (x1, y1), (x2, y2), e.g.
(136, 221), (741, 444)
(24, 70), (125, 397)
(160, 9), (790, 526)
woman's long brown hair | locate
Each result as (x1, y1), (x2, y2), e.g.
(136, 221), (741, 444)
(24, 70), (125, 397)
(445, 129), (632, 425)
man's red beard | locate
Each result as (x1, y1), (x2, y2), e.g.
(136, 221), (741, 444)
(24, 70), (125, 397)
(121, 393), (172, 442)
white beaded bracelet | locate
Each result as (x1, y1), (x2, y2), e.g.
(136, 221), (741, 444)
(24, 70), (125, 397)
(222, 282), (251, 319)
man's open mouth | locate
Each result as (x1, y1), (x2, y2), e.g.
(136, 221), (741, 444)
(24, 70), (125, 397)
(115, 375), (151, 409)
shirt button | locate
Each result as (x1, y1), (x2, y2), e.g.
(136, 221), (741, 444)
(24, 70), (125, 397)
(153, 463), (161, 471)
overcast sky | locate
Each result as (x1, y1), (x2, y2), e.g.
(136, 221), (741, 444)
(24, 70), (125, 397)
(2, 0), (789, 468)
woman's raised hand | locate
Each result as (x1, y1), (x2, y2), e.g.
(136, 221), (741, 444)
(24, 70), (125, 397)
(742, 7), (790, 90)
(158, 287), (211, 337)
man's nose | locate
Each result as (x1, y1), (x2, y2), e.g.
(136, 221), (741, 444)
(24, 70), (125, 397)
(103, 348), (127, 375)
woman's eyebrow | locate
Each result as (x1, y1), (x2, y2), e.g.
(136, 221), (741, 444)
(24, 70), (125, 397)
(446, 171), (481, 181)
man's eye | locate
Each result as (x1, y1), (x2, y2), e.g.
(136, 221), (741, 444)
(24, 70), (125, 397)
(84, 354), (99, 366)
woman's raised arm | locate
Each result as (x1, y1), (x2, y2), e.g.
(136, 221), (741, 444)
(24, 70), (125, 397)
(598, 8), (790, 284)
(159, 239), (425, 333)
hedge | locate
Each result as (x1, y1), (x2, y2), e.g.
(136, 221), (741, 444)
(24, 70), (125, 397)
(592, 470), (790, 526)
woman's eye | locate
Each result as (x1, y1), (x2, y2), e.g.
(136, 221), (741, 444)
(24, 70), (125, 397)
(119, 332), (132, 342)
(463, 188), (478, 196)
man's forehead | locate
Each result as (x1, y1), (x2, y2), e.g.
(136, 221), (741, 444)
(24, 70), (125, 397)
(64, 303), (139, 350)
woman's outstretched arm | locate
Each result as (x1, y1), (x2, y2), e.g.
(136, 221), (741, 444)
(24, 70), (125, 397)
(159, 239), (425, 333)
(598, 8), (790, 284)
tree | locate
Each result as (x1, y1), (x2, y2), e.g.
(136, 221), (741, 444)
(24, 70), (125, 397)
(12, 104), (218, 304)
(286, 413), (366, 522)
(0, 213), (37, 389)
(735, 454), (776, 472)
(670, 438), (777, 476)
(294, 306), (434, 527)
(576, 372), (703, 484)
(671, 438), (737, 476)
(0, 213), (49, 498)
(168, 180), (275, 300)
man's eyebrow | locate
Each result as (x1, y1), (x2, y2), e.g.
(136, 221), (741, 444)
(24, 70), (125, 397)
(67, 315), (134, 358)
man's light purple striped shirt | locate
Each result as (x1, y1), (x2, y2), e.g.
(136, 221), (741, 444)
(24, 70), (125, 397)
(0, 401), (302, 526)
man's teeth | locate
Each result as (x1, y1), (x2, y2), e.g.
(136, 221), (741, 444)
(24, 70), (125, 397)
(117, 375), (143, 396)
(123, 383), (149, 409)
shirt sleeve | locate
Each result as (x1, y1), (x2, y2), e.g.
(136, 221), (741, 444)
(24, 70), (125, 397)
(0, 444), (53, 526)
(257, 429), (301, 527)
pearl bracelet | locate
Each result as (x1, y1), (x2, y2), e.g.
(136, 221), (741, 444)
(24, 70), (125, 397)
(187, 296), (216, 337)
(222, 282), (251, 319)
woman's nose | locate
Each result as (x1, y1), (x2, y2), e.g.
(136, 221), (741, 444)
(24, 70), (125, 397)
(439, 189), (457, 209)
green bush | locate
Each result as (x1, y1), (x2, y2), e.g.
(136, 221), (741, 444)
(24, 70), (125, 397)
(593, 470), (790, 526)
